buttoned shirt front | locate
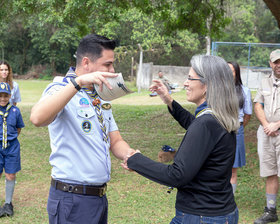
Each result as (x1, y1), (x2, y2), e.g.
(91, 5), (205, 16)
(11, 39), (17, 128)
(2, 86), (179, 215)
(254, 74), (280, 122)
(43, 69), (118, 185)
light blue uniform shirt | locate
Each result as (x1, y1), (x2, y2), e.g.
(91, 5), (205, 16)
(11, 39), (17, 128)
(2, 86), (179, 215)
(239, 85), (252, 122)
(42, 77), (118, 185)
(10, 81), (21, 105)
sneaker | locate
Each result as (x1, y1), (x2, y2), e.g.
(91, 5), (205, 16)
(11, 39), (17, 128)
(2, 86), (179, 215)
(254, 207), (278, 224)
(0, 206), (5, 217)
(3, 203), (13, 216)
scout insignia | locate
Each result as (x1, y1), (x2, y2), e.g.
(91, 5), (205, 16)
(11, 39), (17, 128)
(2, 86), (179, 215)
(79, 98), (90, 107)
(92, 98), (101, 106)
(102, 103), (111, 110)
(82, 120), (92, 133)
(0, 82), (11, 94)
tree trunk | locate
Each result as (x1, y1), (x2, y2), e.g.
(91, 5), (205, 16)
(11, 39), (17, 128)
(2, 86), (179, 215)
(263, 0), (280, 29)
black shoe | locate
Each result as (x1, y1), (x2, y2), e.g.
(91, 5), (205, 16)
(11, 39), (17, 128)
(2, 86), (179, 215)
(3, 203), (13, 216)
(0, 206), (5, 217)
(254, 207), (278, 224)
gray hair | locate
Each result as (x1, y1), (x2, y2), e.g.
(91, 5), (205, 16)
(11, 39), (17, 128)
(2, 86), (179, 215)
(190, 55), (240, 132)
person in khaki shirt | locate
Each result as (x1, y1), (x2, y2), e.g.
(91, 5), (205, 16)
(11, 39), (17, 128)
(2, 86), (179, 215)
(254, 49), (280, 224)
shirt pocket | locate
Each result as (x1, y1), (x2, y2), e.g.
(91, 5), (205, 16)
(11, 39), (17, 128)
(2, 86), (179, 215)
(262, 90), (272, 109)
(102, 110), (112, 134)
(76, 108), (95, 135)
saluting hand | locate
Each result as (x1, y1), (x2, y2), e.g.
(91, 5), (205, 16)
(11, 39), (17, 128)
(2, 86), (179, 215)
(150, 79), (173, 108)
(75, 72), (118, 92)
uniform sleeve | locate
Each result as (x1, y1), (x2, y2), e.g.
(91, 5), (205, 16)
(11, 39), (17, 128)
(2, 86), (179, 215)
(243, 87), (252, 115)
(254, 80), (264, 104)
(16, 108), (25, 128)
(12, 82), (21, 103)
(168, 100), (195, 130)
(40, 82), (66, 117)
(127, 118), (216, 188)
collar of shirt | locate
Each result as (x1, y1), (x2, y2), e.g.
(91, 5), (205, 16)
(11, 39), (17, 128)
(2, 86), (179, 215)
(195, 101), (208, 117)
(63, 67), (77, 83)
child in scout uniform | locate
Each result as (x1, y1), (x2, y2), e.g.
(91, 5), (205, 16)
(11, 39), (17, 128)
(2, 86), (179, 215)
(0, 82), (24, 217)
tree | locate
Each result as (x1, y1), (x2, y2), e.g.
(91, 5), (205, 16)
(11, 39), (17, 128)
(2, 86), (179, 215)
(1, 0), (278, 76)
(263, 0), (280, 29)
(1, 0), (227, 75)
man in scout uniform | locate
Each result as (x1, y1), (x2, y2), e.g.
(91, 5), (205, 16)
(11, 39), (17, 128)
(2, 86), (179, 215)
(254, 49), (280, 224)
(30, 34), (135, 224)
(0, 82), (24, 217)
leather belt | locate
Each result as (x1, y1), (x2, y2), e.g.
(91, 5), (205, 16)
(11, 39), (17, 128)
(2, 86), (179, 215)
(51, 178), (107, 197)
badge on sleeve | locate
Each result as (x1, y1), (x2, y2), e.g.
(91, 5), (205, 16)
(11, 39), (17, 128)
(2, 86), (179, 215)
(102, 103), (111, 110)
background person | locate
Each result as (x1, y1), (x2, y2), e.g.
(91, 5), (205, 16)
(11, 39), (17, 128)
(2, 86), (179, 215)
(123, 55), (240, 224)
(253, 49), (280, 224)
(158, 71), (172, 91)
(150, 71), (172, 96)
(228, 61), (252, 195)
(0, 82), (24, 217)
(0, 61), (21, 106)
(30, 34), (135, 224)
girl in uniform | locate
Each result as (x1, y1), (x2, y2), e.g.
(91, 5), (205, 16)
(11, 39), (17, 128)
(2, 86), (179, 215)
(0, 61), (21, 106)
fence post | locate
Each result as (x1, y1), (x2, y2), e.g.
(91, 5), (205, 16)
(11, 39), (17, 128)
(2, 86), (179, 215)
(136, 44), (143, 93)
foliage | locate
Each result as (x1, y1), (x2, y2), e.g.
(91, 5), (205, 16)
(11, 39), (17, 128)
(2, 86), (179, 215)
(213, 0), (280, 67)
(100, 8), (201, 77)
(0, 0), (279, 77)
(0, 0), (228, 76)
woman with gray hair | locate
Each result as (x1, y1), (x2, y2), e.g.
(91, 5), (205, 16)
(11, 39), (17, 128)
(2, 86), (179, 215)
(122, 55), (240, 223)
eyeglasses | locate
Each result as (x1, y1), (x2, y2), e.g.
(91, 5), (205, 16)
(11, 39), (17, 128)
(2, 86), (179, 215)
(187, 76), (201, 81)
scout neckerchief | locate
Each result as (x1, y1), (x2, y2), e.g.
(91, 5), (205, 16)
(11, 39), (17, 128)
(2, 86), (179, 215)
(83, 88), (109, 143)
(270, 74), (280, 117)
(64, 67), (109, 143)
(0, 103), (12, 149)
(195, 101), (213, 118)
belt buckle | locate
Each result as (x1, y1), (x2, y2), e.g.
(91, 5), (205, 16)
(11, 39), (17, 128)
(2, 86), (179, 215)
(63, 184), (75, 193)
(99, 184), (107, 197)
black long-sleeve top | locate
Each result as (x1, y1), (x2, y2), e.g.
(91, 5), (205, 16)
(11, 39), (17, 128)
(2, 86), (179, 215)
(127, 100), (237, 216)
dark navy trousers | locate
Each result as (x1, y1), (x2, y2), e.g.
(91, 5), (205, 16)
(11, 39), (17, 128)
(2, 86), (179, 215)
(47, 185), (108, 224)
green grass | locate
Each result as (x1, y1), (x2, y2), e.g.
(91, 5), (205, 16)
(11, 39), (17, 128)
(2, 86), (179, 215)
(0, 80), (272, 223)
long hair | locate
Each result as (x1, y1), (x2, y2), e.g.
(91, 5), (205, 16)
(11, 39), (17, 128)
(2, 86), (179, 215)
(0, 61), (14, 89)
(191, 55), (239, 132)
(76, 34), (116, 65)
(228, 61), (244, 109)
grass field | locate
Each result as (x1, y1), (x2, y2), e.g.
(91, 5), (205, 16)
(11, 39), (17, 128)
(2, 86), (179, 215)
(0, 79), (274, 223)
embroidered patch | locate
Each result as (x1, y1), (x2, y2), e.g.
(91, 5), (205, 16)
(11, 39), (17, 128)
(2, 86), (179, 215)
(102, 103), (111, 110)
(79, 98), (90, 107)
(82, 120), (92, 133)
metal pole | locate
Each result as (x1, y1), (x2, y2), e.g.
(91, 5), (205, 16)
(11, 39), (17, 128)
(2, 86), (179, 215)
(136, 44), (143, 93)
(211, 41), (215, 55)
(246, 43), (251, 87)
(131, 56), (134, 81)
